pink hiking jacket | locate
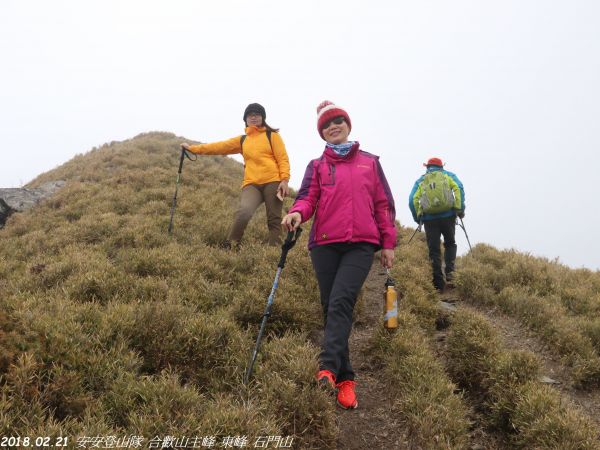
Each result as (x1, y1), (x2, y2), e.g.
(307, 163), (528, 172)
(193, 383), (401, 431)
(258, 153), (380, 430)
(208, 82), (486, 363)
(290, 142), (397, 250)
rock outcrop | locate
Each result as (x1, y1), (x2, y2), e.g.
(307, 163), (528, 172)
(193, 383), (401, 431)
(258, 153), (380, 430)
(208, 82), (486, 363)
(0, 180), (65, 228)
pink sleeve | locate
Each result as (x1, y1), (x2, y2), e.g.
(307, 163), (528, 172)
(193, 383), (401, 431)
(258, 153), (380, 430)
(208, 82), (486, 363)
(289, 160), (320, 222)
(373, 159), (397, 249)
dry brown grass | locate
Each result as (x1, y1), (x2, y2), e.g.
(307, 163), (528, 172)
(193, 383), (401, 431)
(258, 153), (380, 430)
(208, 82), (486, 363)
(446, 310), (599, 448)
(369, 227), (472, 448)
(456, 244), (600, 387)
(0, 132), (331, 446)
(2, 132), (598, 448)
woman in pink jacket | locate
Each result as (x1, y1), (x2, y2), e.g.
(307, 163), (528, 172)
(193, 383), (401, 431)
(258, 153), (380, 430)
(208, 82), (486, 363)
(282, 101), (397, 409)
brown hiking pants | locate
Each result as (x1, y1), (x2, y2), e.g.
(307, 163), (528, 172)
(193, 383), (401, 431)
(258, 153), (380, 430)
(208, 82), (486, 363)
(228, 182), (283, 246)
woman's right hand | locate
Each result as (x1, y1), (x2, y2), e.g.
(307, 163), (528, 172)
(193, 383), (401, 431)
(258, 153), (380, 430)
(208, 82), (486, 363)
(181, 143), (190, 151)
(281, 212), (301, 231)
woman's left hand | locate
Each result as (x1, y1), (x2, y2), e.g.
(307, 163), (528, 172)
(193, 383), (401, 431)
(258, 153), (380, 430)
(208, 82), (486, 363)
(276, 180), (289, 201)
(381, 249), (395, 269)
(281, 212), (301, 231)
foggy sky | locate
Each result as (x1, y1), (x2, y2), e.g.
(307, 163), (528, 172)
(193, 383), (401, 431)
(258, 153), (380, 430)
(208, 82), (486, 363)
(1, 0), (599, 269)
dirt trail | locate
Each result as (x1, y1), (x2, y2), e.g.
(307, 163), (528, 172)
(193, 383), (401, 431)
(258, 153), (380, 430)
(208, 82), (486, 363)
(446, 295), (600, 429)
(331, 264), (495, 449)
(317, 259), (600, 449)
(335, 263), (409, 449)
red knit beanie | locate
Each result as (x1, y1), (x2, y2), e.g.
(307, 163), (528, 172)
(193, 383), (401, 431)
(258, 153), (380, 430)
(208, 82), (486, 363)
(316, 100), (352, 140)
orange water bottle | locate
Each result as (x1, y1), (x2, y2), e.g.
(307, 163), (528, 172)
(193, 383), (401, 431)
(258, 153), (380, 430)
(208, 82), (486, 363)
(384, 269), (398, 329)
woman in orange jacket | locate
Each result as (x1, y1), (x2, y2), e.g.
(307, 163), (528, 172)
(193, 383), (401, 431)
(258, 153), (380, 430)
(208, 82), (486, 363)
(181, 103), (290, 246)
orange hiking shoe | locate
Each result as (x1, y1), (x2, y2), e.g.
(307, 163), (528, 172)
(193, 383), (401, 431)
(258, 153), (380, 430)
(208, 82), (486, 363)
(316, 370), (336, 395)
(336, 380), (358, 409)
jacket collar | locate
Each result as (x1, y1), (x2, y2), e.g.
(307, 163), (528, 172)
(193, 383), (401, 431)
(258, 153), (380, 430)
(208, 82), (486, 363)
(245, 126), (266, 136)
(323, 141), (360, 162)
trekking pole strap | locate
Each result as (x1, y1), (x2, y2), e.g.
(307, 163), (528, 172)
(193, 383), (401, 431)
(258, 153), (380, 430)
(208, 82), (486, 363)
(178, 148), (197, 173)
(278, 227), (303, 268)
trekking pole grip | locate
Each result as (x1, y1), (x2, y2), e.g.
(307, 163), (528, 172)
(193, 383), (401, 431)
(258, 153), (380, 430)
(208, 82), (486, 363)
(278, 227), (302, 268)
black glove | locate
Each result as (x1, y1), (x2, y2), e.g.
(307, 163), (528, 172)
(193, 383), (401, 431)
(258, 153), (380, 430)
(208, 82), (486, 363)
(456, 210), (465, 219)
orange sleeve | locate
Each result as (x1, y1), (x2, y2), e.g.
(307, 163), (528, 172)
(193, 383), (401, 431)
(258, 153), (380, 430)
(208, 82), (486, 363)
(188, 136), (242, 155)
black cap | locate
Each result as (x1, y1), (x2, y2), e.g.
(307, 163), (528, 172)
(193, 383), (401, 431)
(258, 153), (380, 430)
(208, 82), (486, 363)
(243, 103), (266, 122)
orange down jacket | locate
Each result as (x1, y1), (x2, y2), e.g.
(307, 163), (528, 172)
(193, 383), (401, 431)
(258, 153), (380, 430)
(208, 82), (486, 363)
(188, 126), (290, 188)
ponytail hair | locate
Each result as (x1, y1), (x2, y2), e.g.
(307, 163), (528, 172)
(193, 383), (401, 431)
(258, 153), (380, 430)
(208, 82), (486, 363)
(264, 121), (279, 133)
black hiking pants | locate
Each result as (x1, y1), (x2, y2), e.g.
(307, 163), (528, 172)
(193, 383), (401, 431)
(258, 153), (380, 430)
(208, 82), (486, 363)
(424, 216), (457, 290)
(310, 242), (375, 383)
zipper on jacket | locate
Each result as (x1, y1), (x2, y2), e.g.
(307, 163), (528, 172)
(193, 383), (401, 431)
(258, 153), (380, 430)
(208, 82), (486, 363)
(322, 162), (336, 186)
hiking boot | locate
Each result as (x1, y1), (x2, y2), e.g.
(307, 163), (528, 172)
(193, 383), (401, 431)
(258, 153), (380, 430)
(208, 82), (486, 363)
(316, 370), (336, 395)
(336, 380), (358, 409)
(218, 240), (232, 250)
(219, 240), (241, 251)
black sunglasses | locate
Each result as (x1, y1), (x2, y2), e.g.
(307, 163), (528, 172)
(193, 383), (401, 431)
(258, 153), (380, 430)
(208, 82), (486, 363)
(322, 116), (345, 129)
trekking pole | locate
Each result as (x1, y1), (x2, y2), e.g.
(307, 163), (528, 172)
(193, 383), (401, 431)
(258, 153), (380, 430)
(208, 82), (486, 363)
(244, 227), (303, 384)
(407, 219), (423, 245)
(168, 147), (196, 235)
(456, 217), (472, 251)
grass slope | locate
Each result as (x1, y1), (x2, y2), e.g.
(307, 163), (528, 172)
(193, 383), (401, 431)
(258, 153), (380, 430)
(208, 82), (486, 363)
(1, 132), (598, 448)
(0, 132), (334, 448)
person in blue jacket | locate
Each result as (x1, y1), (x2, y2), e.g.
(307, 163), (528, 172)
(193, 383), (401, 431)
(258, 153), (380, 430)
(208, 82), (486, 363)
(409, 157), (465, 292)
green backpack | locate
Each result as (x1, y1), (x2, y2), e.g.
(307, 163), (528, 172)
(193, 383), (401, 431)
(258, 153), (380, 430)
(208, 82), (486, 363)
(418, 170), (455, 215)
